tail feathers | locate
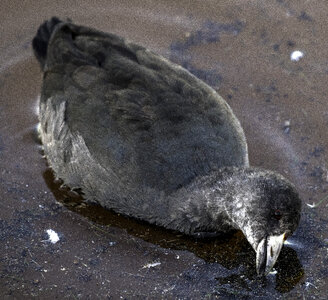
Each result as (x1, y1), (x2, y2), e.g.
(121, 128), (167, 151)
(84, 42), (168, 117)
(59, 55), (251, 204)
(32, 17), (63, 70)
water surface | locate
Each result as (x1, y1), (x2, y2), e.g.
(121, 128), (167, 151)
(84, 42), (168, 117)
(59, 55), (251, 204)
(1, 0), (328, 298)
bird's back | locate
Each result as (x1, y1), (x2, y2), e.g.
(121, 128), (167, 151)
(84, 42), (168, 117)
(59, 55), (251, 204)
(36, 19), (248, 204)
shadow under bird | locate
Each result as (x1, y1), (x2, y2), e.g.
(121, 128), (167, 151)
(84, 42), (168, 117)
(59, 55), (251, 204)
(32, 17), (301, 275)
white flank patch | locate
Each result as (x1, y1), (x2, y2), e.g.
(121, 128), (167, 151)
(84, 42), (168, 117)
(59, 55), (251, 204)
(46, 229), (60, 244)
(290, 50), (304, 61)
(142, 262), (161, 269)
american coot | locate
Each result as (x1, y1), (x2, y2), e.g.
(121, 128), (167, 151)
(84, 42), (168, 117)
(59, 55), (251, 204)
(33, 17), (301, 275)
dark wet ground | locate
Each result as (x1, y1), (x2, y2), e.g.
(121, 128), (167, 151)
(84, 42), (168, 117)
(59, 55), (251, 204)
(1, 0), (328, 298)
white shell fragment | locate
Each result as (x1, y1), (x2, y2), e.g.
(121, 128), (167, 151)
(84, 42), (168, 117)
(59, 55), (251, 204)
(290, 50), (304, 61)
(142, 262), (161, 269)
(46, 229), (60, 244)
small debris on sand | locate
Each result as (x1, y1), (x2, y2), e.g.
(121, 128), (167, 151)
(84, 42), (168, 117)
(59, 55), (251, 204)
(290, 50), (304, 61)
(46, 229), (60, 244)
(142, 262), (161, 269)
(283, 120), (291, 134)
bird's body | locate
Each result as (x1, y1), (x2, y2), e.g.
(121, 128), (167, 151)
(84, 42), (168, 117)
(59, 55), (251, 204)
(33, 18), (301, 275)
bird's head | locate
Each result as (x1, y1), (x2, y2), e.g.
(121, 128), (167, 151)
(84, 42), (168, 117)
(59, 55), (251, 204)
(224, 168), (301, 275)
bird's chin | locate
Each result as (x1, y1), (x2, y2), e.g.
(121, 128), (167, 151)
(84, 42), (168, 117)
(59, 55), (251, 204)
(256, 233), (285, 275)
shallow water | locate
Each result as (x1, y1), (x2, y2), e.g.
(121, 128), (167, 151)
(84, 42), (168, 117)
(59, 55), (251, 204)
(1, 0), (328, 298)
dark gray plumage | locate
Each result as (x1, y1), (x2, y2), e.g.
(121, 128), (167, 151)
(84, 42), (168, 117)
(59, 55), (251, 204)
(33, 18), (301, 275)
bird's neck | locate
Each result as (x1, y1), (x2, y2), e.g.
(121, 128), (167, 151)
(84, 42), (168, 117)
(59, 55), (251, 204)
(165, 167), (252, 235)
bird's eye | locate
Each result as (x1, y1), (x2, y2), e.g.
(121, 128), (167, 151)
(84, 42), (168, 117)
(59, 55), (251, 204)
(273, 209), (282, 220)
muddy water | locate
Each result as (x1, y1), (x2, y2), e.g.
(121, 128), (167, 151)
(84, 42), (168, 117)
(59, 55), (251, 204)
(1, 0), (328, 298)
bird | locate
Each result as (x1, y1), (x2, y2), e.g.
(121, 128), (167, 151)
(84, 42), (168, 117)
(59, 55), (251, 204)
(32, 17), (301, 275)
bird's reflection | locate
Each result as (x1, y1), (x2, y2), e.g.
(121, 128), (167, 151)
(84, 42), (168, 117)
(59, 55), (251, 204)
(43, 168), (304, 293)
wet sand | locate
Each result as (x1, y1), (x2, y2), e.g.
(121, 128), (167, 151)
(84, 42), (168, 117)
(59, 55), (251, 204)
(1, 0), (328, 298)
